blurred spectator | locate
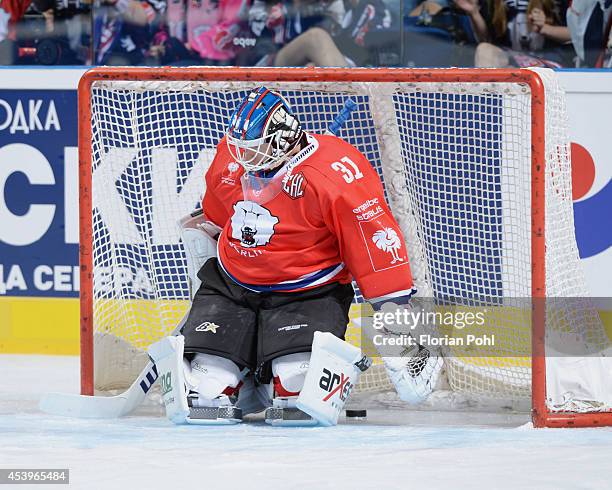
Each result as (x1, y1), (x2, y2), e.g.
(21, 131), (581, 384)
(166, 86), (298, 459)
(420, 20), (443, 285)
(1, 0), (90, 64)
(165, 0), (248, 64)
(0, 0), (33, 63)
(93, 0), (165, 65)
(455, 0), (574, 67)
(567, 0), (611, 67)
(403, 0), (476, 66)
(236, 0), (361, 66)
(332, 0), (400, 66)
(273, 26), (349, 66)
(31, 0), (91, 64)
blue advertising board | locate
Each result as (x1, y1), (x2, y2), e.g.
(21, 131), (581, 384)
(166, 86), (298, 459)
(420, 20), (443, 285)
(0, 89), (79, 298)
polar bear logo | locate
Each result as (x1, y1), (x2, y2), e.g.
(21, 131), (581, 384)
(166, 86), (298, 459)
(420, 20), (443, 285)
(230, 201), (279, 248)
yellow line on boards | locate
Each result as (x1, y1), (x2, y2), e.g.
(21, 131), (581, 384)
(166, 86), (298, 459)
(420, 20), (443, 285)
(0, 297), (79, 355)
(0, 297), (611, 356)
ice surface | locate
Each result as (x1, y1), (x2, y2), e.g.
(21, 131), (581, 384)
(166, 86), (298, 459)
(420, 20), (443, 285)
(1, 354), (611, 490)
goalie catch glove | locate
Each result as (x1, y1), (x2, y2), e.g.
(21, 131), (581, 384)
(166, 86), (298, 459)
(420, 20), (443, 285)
(367, 294), (443, 405)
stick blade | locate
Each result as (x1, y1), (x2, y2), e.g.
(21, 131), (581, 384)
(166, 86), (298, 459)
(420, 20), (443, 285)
(39, 360), (157, 419)
(39, 392), (130, 419)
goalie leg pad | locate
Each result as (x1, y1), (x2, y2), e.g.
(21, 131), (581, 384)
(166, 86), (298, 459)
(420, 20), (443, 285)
(272, 352), (310, 396)
(295, 331), (369, 427)
(185, 353), (245, 425)
(187, 353), (243, 403)
(147, 335), (190, 425)
(264, 352), (318, 426)
(148, 338), (244, 425)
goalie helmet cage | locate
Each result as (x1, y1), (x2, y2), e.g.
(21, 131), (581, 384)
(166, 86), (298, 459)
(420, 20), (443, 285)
(78, 67), (612, 429)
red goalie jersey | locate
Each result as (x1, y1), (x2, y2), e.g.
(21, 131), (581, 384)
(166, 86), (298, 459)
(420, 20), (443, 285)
(202, 133), (414, 301)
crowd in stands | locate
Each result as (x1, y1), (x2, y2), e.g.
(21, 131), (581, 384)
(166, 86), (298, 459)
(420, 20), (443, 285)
(0, 0), (610, 67)
(0, 0), (91, 64)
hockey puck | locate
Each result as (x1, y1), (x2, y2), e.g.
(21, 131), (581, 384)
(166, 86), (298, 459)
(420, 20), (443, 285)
(345, 409), (367, 418)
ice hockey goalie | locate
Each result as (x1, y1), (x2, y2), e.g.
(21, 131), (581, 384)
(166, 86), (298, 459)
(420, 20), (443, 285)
(148, 86), (442, 426)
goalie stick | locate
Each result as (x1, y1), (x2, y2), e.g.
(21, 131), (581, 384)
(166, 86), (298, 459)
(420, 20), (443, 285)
(326, 98), (357, 136)
(39, 98), (358, 420)
(39, 313), (188, 418)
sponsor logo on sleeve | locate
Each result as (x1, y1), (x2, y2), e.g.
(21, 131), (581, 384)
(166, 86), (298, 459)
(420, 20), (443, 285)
(358, 216), (408, 272)
(372, 227), (405, 265)
(352, 198), (384, 220)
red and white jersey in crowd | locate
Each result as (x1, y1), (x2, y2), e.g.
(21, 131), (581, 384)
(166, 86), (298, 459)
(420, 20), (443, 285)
(202, 133), (414, 301)
(0, 0), (31, 42)
(167, 0), (247, 61)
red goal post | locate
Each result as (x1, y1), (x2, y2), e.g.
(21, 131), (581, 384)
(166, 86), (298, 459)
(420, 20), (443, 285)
(78, 67), (612, 428)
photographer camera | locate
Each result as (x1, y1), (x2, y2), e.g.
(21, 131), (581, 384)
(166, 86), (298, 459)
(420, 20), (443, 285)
(31, 0), (90, 64)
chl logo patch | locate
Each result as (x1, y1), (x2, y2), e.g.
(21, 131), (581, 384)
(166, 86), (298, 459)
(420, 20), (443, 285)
(230, 201), (279, 248)
(195, 322), (221, 333)
(282, 171), (307, 199)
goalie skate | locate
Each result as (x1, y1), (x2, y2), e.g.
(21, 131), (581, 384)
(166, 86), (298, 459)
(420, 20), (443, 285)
(187, 394), (243, 425)
(264, 397), (317, 427)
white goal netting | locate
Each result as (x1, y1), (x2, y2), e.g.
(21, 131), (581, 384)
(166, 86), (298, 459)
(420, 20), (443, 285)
(85, 69), (611, 412)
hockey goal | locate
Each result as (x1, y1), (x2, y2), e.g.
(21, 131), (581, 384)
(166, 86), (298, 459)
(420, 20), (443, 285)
(79, 67), (612, 428)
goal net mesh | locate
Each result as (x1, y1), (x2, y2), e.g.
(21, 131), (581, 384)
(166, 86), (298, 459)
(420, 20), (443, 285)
(86, 70), (608, 410)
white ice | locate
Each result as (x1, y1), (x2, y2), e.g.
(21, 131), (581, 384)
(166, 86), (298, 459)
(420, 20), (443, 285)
(1, 354), (612, 490)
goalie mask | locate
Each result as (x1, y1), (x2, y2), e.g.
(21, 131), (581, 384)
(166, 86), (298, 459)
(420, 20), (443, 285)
(226, 87), (304, 173)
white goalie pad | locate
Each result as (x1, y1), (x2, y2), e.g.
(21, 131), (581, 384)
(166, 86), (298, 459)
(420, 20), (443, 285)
(296, 332), (370, 427)
(147, 335), (190, 425)
(264, 353), (317, 427)
(178, 210), (221, 298)
(272, 352), (311, 395)
(187, 353), (243, 403)
(148, 338), (244, 425)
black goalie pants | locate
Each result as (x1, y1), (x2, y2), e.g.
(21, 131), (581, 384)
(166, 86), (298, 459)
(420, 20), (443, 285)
(181, 258), (354, 383)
